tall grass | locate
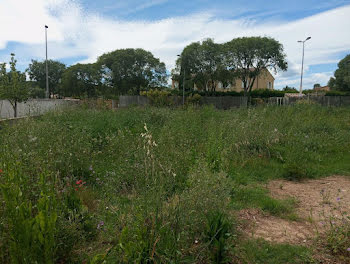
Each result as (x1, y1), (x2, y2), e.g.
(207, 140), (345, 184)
(1, 104), (350, 262)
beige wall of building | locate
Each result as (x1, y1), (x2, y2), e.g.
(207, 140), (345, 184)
(172, 68), (275, 92)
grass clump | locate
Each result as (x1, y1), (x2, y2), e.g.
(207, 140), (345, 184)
(234, 239), (315, 264)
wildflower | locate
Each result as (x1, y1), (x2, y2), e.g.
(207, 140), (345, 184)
(336, 197), (341, 202)
(75, 180), (86, 190)
(89, 165), (93, 171)
(97, 221), (104, 229)
(347, 248), (350, 252)
(194, 239), (199, 244)
(29, 136), (37, 142)
(0, 169), (3, 174)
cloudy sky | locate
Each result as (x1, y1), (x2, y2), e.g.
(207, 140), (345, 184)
(1, 0), (350, 89)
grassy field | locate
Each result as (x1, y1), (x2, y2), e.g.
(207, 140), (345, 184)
(1, 104), (350, 263)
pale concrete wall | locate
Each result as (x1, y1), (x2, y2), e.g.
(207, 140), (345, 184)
(0, 99), (79, 119)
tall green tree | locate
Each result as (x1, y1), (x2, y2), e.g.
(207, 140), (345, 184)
(329, 54), (350, 91)
(223, 37), (288, 97)
(60, 63), (104, 98)
(0, 54), (29, 117)
(174, 39), (232, 92)
(97, 48), (167, 95)
(26, 59), (66, 96)
(328, 77), (336, 90)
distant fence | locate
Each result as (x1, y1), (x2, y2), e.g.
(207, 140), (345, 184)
(0, 99), (79, 119)
(119, 95), (350, 109)
(268, 96), (350, 106)
(119, 95), (248, 109)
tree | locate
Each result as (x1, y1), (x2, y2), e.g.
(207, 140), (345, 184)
(223, 37), (288, 97)
(0, 54), (29, 117)
(174, 39), (232, 92)
(27, 59), (66, 96)
(60, 63), (104, 98)
(328, 77), (336, 90)
(97, 49), (167, 95)
(313, 83), (321, 89)
(329, 54), (350, 91)
(283, 86), (298, 93)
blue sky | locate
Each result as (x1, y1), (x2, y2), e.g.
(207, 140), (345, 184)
(1, 0), (350, 89)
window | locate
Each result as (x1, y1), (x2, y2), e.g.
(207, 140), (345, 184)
(268, 81), (272, 89)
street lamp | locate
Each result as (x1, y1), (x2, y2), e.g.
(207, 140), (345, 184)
(298, 36), (311, 95)
(177, 54), (185, 106)
(45, 25), (49, 99)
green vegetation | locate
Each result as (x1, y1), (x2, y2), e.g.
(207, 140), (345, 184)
(27, 59), (66, 97)
(1, 104), (350, 263)
(234, 239), (314, 264)
(328, 54), (350, 92)
(0, 54), (29, 117)
(173, 37), (287, 96)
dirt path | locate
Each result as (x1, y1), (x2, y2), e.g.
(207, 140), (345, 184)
(239, 176), (350, 245)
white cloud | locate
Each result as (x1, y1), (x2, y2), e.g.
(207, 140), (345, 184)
(275, 71), (334, 90)
(1, 0), (349, 89)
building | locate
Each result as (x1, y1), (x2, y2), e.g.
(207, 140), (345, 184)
(172, 68), (275, 92)
(314, 86), (330, 92)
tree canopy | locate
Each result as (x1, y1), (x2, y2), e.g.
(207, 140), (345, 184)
(328, 54), (350, 91)
(283, 86), (298, 93)
(97, 48), (167, 95)
(223, 37), (288, 96)
(173, 37), (287, 96)
(174, 39), (232, 92)
(60, 63), (104, 98)
(0, 54), (29, 117)
(27, 59), (66, 96)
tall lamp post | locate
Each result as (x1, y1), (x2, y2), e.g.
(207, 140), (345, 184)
(177, 54), (185, 106)
(298, 36), (311, 95)
(45, 25), (49, 99)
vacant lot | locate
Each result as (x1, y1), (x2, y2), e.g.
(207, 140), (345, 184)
(1, 104), (350, 263)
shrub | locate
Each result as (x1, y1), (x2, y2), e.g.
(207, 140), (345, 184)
(141, 89), (172, 107)
(325, 223), (350, 260)
(325, 90), (350, 96)
(0, 170), (57, 264)
(205, 212), (231, 264)
(186, 93), (202, 105)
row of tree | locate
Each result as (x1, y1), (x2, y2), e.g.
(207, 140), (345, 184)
(2, 36), (290, 103)
(173, 37), (288, 96)
(24, 48), (168, 98)
(1, 38), (349, 117)
(0, 50), (168, 116)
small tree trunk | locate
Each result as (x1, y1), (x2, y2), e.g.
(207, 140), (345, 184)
(13, 101), (17, 118)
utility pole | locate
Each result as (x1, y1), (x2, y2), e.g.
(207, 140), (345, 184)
(45, 25), (49, 99)
(298, 36), (311, 95)
(177, 54), (185, 106)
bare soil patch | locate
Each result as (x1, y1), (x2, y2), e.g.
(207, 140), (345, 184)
(239, 176), (350, 244)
